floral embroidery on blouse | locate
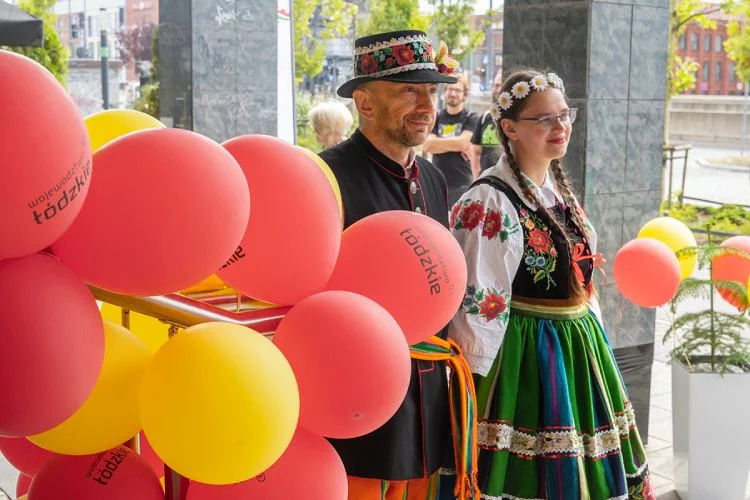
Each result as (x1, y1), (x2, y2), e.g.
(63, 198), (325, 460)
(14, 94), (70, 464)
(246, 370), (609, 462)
(451, 199), (520, 242)
(462, 285), (511, 324)
(518, 207), (558, 290)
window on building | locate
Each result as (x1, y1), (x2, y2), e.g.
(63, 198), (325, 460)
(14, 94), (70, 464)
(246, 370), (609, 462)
(679, 34), (686, 50)
(690, 33), (698, 51)
(702, 61), (710, 81)
(716, 34), (723, 52)
(730, 62), (736, 82)
(87, 15), (93, 37)
(704, 33), (711, 52)
(119, 8), (125, 28)
(715, 61), (721, 81)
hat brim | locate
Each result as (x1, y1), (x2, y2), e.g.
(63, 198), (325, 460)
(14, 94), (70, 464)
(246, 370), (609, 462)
(337, 70), (458, 98)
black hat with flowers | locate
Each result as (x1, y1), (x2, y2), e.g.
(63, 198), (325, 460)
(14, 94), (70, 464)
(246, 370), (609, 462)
(337, 29), (459, 98)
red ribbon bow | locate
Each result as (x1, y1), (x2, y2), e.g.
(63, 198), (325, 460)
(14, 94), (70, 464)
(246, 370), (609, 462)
(571, 243), (607, 288)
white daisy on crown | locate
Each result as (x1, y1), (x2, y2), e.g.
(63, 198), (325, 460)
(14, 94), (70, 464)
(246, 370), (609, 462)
(490, 72), (565, 122)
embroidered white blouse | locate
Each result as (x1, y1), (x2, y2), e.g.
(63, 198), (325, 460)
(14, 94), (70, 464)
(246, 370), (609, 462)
(447, 155), (601, 376)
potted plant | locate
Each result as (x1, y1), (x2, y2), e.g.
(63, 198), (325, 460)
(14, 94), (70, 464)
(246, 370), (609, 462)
(664, 228), (750, 500)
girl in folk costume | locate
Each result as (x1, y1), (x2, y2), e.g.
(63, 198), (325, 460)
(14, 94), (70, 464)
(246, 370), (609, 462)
(447, 69), (655, 499)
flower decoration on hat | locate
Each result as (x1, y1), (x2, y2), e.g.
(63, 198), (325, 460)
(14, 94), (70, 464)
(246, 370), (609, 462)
(434, 40), (459, 75)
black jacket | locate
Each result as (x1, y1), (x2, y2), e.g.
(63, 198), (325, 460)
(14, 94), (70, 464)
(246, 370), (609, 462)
(319, 129), (452, 480)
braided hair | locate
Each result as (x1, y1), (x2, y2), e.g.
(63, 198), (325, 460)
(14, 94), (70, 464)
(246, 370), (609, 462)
(494, 69), (591, 298)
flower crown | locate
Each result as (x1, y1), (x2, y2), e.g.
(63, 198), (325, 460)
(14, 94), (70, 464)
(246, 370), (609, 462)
(490, 73), (565, 121)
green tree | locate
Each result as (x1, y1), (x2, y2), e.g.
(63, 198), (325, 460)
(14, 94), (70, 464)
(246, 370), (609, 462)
(665, 0), (735, 141)
(294, 0), (357, 82)
(2, 0), (68, 86)
(724, 0), (750, 84)
(428, 0), (484, 62)
(134, 27), (159, 118)
(358, 0), (429, 35)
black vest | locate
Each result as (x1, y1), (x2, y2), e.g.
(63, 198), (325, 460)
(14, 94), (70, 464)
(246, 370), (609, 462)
(471, 176), (593, 298)
(319, 129), (452, 480)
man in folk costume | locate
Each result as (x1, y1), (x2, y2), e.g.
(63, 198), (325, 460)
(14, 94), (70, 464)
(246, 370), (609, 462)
(319, 30), (479, 500)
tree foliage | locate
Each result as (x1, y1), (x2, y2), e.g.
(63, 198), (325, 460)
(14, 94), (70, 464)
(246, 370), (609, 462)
(2, 0), (68, 86)
(428, 0), (484, 60)
(294, 0), (357, 81)
(724, 0), (750, 83)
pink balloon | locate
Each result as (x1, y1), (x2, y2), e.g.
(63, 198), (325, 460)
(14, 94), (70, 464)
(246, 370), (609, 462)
(0, 437), (57, 476)
(326, 211), (467, 344)
(712, 235), (750, 311)
(273, 291), (411, 438)
(614, 238), (681, 308)
(28, 446), (163, 500)
(217, 135), (341, 305)
(17, 473), (32, 497)
(0, 254), (104, 436)
(0, 50), (92, 259)
(52, 128), (250, 296)
(186, 427), (346, 500)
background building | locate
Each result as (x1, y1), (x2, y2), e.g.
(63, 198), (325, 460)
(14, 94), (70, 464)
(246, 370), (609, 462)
(676, 11), (745, 95)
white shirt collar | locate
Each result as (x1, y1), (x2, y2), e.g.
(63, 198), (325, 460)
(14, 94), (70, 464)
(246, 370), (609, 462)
(481, 154), (563, 210)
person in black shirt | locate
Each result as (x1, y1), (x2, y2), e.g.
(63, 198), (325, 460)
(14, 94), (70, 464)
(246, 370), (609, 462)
(320, 30), (470, 500)
(470, 69), (503, 173)
(422, 74), (479, 206)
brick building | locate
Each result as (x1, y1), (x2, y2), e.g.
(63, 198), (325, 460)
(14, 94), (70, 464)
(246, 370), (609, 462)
(676, 11), (745, 95)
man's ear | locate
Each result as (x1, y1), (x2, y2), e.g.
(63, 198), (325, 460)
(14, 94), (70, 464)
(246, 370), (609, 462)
(500, 118), (518, 141)
(353, 87), (375, 121)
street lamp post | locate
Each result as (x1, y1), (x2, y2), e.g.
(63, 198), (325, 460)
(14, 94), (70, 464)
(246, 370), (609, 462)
(486, 0), (493, 90)
(99, 7), (109, 110)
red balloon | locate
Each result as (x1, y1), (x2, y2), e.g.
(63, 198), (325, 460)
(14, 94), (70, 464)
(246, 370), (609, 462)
(614, 238), (681, 308)
(17, 473), (32, 497)
(0, 437), (57, 476)
(273, 291), (411, 438)
(712, 235), (750, 310)
(0, 254), (104, 436)
(130, 432), (164, 478)
(326, 211), (467, 345)
(0, 50), (92, 259)
(52, 128), (250, 296)
(186, 427), (346, 500)
(217, 135), (341, 305)
(28, 446), (163, 500)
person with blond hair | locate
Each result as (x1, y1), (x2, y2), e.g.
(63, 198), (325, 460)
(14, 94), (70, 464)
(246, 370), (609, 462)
(308, 100), (354, 149)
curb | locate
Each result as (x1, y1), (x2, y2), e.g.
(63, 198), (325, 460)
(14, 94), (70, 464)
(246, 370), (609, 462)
(696, 158), (750, 172)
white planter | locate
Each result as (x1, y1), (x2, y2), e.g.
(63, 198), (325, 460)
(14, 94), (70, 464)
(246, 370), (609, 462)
(672, 360), (750, 500)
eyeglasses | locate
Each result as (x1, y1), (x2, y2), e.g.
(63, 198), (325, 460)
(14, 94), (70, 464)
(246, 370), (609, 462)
(514, 108), (578, 131)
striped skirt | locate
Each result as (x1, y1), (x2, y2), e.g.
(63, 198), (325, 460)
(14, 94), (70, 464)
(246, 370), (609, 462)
(472, 298), (655, 500)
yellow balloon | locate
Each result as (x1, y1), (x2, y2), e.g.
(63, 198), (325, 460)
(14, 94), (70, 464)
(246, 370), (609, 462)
(180, 274), (227, 294)
(300, 147), (344, 224)
(29, 321), (152, 454)
(638, 216), (697, 280)
(101, 303), (170, 354)
(138, 322), (299, 485)
(84, 109), (165, 152)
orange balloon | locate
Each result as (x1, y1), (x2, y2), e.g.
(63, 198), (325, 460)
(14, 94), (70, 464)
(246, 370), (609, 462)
(712, 235), (750, 311)
(614, 238), (681, 308)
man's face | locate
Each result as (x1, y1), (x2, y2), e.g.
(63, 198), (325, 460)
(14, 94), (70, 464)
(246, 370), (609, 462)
(444, 81), (466, 107)
(363, 81), (438, 147)
(491, 73), (503, 102)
